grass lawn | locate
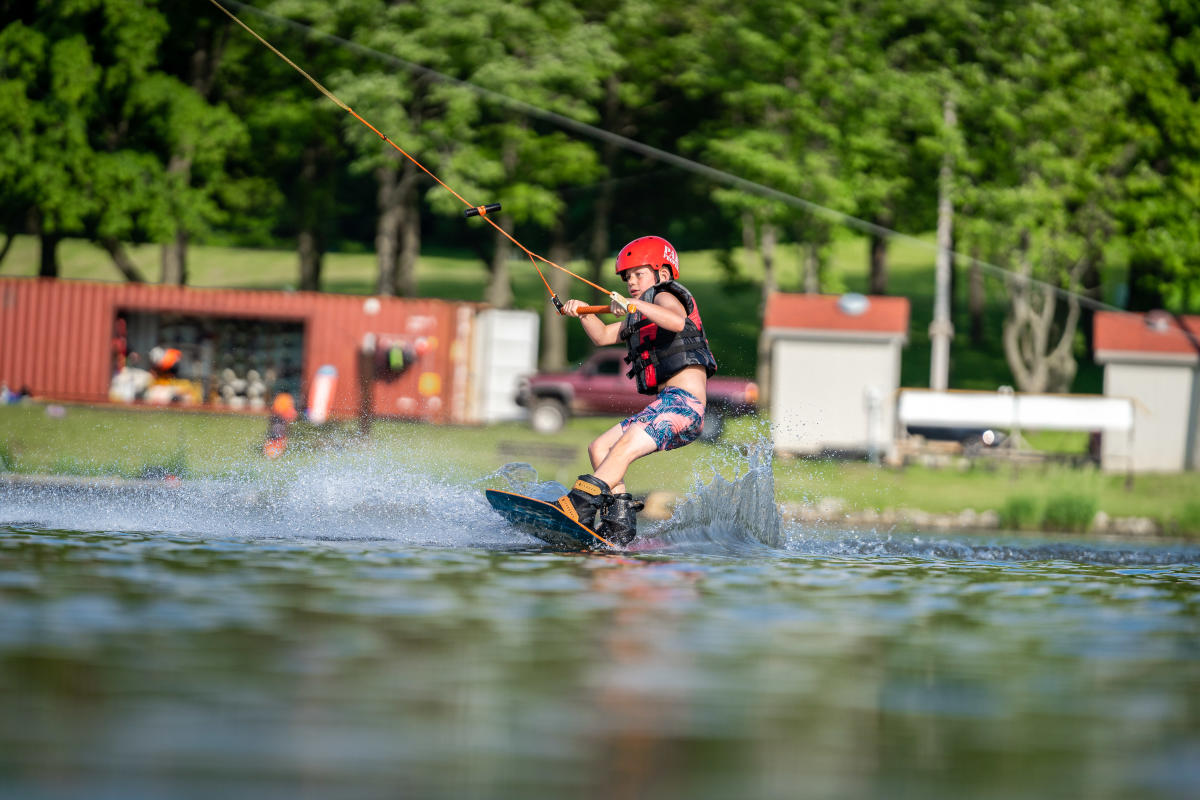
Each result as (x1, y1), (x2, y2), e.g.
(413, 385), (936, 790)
(3, 403), (1198, 536)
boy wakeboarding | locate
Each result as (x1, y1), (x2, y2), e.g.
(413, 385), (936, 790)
(558, 236), (717, 547)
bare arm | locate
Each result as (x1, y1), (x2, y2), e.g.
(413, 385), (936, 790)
(562, 289), (687, 344)
(633, 291), (688, 332)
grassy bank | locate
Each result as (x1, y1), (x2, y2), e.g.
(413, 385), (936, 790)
(3, 403), (1197, 537)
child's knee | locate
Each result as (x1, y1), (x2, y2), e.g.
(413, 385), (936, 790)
(614, 427), (657, 459)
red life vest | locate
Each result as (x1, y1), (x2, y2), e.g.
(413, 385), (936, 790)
(619, 280), (717, 395)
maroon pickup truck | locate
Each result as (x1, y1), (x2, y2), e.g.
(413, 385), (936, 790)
(515, 348), (758, 441)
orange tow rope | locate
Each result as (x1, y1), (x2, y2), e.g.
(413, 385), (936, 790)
(206, 0), (624, 313)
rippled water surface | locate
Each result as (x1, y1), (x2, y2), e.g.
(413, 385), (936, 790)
(2, 452), (1198, 799)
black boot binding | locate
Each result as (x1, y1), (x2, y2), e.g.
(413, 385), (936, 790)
(556, 474), (612, 531)
(599, 493), (644, 547)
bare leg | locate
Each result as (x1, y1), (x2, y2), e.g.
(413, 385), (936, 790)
(587, 423), (625, 489)
(592, 425), (657, 492)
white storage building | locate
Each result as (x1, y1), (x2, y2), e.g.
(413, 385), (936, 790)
(469, 309), (539, 423)
(1094, 310), (1200, 472)
(762, 292), (909, 458)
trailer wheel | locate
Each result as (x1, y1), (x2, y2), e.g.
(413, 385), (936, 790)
(530, 397), (568, 434)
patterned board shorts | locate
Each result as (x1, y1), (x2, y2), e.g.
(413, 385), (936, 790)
(620, 386), (705, 452)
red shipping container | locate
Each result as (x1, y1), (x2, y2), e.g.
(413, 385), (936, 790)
(0, 277), (479, 424)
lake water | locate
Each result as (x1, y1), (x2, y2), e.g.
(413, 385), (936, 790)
(1, 446), (1198, 799)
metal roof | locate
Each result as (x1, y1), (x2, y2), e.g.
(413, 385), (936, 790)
(1094, 310), (1200, 363)
(763, 292), (910, 338)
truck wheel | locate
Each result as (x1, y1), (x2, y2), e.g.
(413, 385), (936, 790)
(699, 409), (725, 442)
(530, 397), (568, 434)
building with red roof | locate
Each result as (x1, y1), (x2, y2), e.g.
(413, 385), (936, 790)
(1093, 310), (1200, 472)
(761, 292), (910, 458)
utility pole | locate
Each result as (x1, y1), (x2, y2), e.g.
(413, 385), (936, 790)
(930, 96), (956, 391)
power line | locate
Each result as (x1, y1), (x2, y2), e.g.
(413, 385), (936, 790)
(218, 0), (1120, 313)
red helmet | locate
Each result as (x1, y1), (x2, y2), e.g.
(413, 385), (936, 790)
(615, 236), (679, 280)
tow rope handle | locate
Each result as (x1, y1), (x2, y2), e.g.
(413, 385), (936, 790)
(558, 293), (636, 316)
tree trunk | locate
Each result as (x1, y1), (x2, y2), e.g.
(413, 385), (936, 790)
(588, 184), (613, 304)
(0, 233), (13, 268)
(541, 221), (570, 371)
(760, 222), (778, 312)
(159, 39), (223, 287)
(297, 144), (324, 291)
(396, 161), (420, 298)
(741, 211), (757, 267)
(486, 134), (519, 308)
(1001, 232), (1084, 393)
(803, 242), (820, 294)
(739, 212), (767, 312)
(161, 151), (191, 285)
(869, 214), (891, 295)
(1079, 260), (1102, 358)
(100, 237), (147, 283)
(188, 25), (226, 100)
(486, 214), (513, 308)
(161, 229), (187, 285)
(298, 229), (322, 291)
(1048, 302), (1081, 392)
(38, 231), (59, 278)
(968, 246), (985, 346)
(374, 162), (401, 296)
(1002, 235), (1046, 392)
(588, 77), (621, 304)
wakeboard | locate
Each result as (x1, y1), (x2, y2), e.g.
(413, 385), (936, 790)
(485, 489), (617, 551)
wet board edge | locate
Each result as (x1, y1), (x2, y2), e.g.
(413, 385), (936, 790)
(484, 489), (614, 550)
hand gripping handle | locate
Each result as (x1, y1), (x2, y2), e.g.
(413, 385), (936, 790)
(572, 299), (636, 315)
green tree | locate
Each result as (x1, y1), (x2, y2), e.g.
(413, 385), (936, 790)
(577, 0), (676, 301)
(153, 3), (259, 285)
(0, 1), (159, 276)
(0, 16), (39, 267)
(1117, 0), (1200, 312)
(955, 0), (1149, 391)
(853, 1), (948, 295)
(332, 0), (484, 297)
(677, 1), (853, 302)
(0, 1), (255, 282)
(214, 0), (352, 291)
(423, 0), (611, 309)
